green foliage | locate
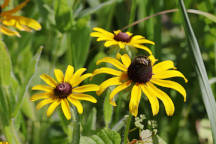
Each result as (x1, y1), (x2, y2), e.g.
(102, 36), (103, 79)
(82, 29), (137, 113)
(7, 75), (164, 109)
(80, 129), (121, 144)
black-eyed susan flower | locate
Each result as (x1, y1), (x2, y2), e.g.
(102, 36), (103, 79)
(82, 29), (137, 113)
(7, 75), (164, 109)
(31, 65), (99, 120)
(93, 54), (187, 117)
(0, 0), (41, 37)
(90, 27), (155, 54)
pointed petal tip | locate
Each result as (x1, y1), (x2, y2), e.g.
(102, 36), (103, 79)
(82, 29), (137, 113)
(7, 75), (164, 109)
(110, 101), (117, 106)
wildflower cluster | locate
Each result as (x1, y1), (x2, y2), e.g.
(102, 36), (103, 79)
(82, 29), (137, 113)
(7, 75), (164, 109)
(31, 27), (187, 119)
(91, 27), (187, 117)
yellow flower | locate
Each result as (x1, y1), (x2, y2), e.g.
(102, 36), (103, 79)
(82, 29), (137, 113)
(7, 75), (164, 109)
(31, 65), (99, 120)
(93, 54), (187, 117)
(90, 27), (155, 54)
(0, 0), (41, 37)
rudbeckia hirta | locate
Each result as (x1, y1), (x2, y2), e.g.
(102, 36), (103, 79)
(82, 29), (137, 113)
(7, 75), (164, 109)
(0, 0), (41, 37)
(90, 27), (155, 54)
(31, 65), (99, 120)
(93, 54), (187, 117)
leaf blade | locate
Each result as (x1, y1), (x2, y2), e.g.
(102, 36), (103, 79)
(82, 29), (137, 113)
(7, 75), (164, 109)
(178, 0), (216, 143)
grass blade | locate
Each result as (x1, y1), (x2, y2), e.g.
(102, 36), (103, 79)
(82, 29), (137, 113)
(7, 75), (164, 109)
(178, 0), (216, 143)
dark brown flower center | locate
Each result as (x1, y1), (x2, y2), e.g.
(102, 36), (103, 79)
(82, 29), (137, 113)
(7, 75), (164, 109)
(54, 82), (72, 98)
(127, 56), (152, 83)
(114, 32), (131, 42)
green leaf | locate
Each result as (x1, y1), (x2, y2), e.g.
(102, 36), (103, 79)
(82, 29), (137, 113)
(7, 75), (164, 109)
(80, 129), (121, 144)
(0, 40), (12, 86)
(178, 0), (216, 143)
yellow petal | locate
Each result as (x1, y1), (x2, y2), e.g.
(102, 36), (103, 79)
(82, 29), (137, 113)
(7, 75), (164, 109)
(2, 16), (41, 31)
(90, 32), (105, 37)
(54, 69), (64, 83)
(130, 44), (152, 54)
(116, 53), (122, 60)
(32, 85), (53, 92)
(61, 99), (71, 120)
(147, 82), (175, 116)
(131, 37), (155, 45)
(18, 16), (41, 30)
(92, 27), (114, 37)
(36, 98), (55, 110)
(113, 30), (121, 35)
(153, 60), (176, 74)
(121, 54), (131, 68)
(129, 84), (141, 117)
(73, 84), (99, 93)
(148, 55), (157, 65)
(97, 37), (113, 41)
(126, 32), (133, 36)
(69, 94), (97, 103)
(31, 92), (53, 101)
(64, 65), (74, 83)
(72, 73), (93, 87)
(2, 18), (31, 32)
(118, 42), (125, 49)
(141, 84), (159, 116)
(40, 74), (57, 87)
(46, 99), (61, 117)
(131, 35), (145, 40)
(93, 67), (122, 77)
(152, 70), (188, 82)
(70, 68), (86, 86)
(104, 40), (118, 47)
(151, 79), (186, 102)
(109, 81), (131, 106)
(96, 77), (121, 96)
(0, 25), (20, 37)
(96, 57), (127, 71)
(67, 97), (83, 114)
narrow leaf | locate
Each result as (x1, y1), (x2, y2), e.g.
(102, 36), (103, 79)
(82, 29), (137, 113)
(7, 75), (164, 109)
(0, 40), (12, 86)
(178, 0), (216, 143)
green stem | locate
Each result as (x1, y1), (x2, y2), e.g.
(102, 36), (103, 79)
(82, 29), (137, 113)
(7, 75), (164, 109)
(128, 0), (137, 32)
(72, 107), (80, 144)
(124, 114), (132, 144)
(114, 96), (122, 124)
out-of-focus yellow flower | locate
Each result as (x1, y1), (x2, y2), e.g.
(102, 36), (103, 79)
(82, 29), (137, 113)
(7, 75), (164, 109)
(31, 65), (99, 120)
(93, 54), (187, 117)
(90, 27), (155, 54)
(0, 0), (41, 37)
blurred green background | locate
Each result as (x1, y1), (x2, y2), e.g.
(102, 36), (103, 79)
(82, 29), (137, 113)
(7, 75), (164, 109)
(0, 0), (216, 143)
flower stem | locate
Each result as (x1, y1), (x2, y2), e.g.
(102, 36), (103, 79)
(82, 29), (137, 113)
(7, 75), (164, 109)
(128, 0), (137, 32)
(124, 114), (132, 144)
(72, 107), (80, 144)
